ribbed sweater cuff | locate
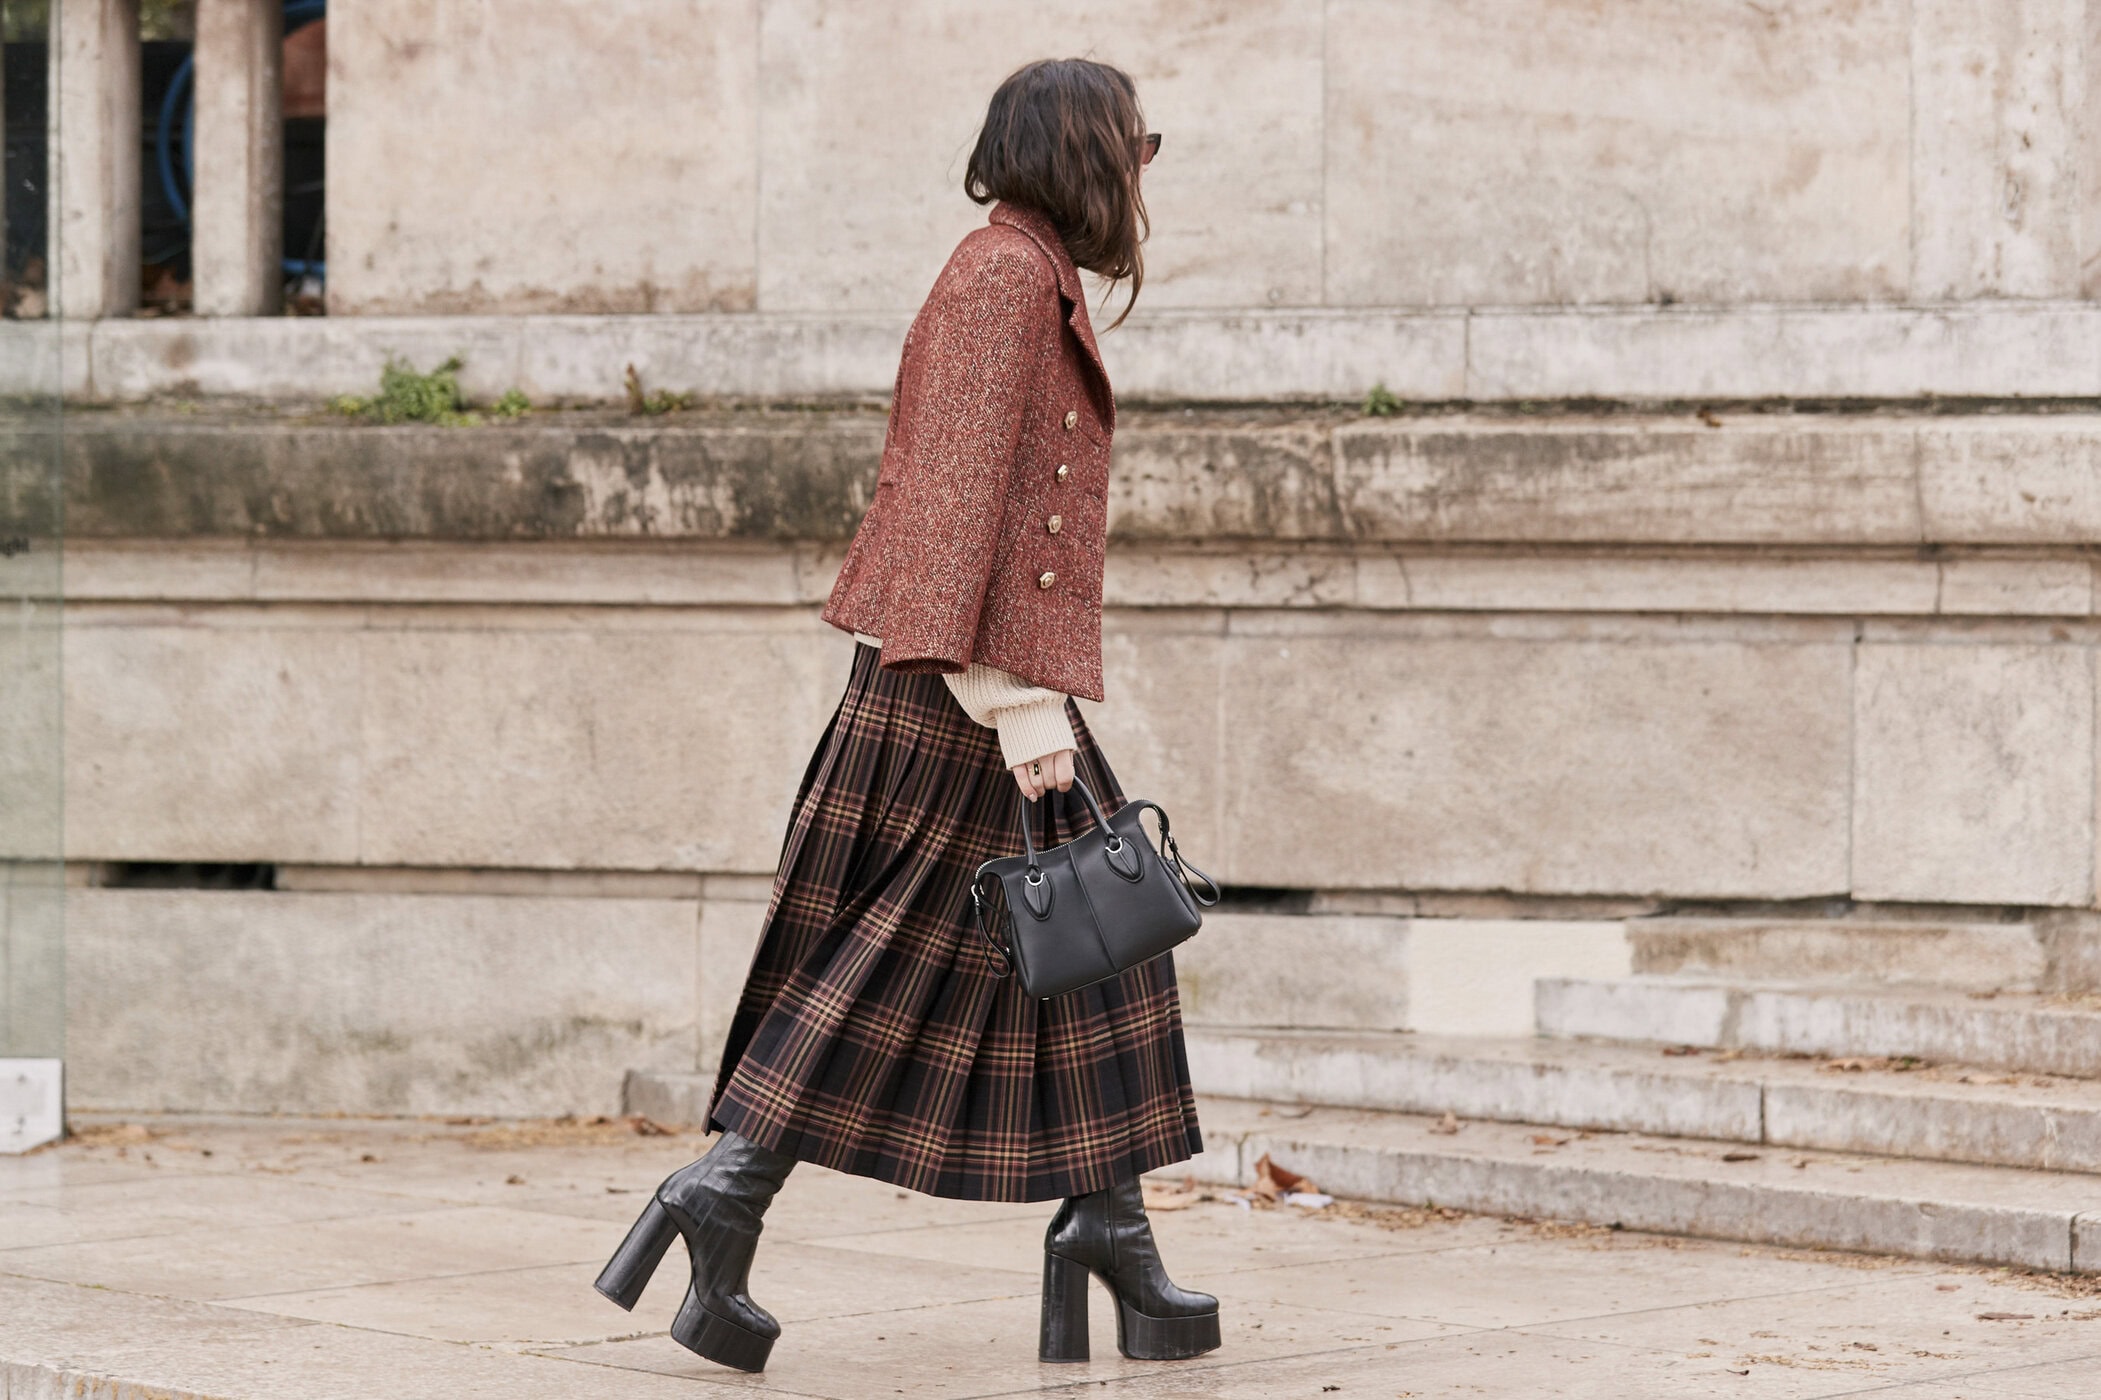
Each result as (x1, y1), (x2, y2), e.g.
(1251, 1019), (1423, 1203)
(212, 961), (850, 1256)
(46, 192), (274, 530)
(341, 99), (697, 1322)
(994, 697), (1078, 769)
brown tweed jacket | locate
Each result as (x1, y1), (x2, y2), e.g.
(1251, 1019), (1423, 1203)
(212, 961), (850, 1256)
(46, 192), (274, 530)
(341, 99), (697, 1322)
(821, 199), (1117, 702)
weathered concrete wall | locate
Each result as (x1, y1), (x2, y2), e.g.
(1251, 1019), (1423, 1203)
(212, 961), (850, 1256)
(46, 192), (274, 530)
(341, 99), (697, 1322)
(30, 407), (2101, 1113)
(321, 2), (2101, 317)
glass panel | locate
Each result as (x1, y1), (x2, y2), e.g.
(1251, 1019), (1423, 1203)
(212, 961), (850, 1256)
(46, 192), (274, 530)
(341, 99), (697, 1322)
(1, 0), (65, 1145)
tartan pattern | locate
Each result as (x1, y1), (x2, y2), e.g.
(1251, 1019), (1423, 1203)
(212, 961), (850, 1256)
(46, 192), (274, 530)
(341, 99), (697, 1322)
(705, 642), (1203, 1202)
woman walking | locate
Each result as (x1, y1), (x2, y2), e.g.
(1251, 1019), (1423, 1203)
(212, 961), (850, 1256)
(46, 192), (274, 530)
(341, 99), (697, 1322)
(592, 57), (1216, 1374)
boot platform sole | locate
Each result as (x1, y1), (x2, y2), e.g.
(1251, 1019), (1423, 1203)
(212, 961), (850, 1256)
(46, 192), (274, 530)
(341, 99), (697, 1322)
(1039, 1251), (1221, 1363)
(673, 1292), (776, 1373)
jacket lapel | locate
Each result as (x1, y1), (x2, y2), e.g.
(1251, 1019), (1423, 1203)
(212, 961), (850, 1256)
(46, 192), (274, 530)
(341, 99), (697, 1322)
(988, 200), (1116, 431)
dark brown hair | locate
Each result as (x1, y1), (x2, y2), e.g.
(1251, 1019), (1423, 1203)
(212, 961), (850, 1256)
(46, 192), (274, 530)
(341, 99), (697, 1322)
(964, 58), (1150, 330)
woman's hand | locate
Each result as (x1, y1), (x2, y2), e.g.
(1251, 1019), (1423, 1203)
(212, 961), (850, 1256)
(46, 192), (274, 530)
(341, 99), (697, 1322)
(1012, 747), (1076, 801)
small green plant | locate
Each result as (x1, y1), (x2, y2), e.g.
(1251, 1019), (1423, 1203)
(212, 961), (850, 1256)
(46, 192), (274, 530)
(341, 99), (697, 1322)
(1362, 382), (1402, 417)
(624, 363), (693, 416)
(332, 354), (478, 425)
(491, 388), (532, 419)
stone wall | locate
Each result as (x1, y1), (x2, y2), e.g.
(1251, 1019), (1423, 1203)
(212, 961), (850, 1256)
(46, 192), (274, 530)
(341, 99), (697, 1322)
(322, 1), (2101, 316)
(21, 407), (2100, 1114)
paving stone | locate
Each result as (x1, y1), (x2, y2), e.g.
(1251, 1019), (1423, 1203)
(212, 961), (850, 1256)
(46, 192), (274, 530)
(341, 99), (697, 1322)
(1525, 1270), (2101, 1393)
(546, 1292), (1460, 1400)
(8, 1113), (2100, 1399)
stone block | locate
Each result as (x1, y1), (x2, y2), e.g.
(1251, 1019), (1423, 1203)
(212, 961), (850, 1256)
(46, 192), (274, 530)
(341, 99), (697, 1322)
(1935, 558), (2093, 617)
(1765, 1079), (2101, 1176)
(1081, 618), (1226, 865)
(1101, 310), (1468, 402)
(357, 619), (852, 873)
(1739, 987), (2101, 1079)
(1918, 424), (2101, 545)
(0, 881), (65, 1060)
(65, 888), (699, 1116)
(328, 0), (758, 314)
(1465, 305), (2101, 401)
(1173, 914), (1408, 1030)
(248, 541), (809, 608)
(1366, 553), (1941, 617)
(1324, 0), (1909, 307)
(1219, 624), (1853, 897)
(62, 619), (363, 863)
(623, 1068), (714, 1127)
(1104, 546), (1357, 611)
(697, 895), (770, 1072)
(1186, 1030), (1763, 1142)
(511, 314), (911, 406)
(1852, 644), (2094, 905)
(1331, 420), (1923, 547)
(755, 1), (1322, 312)
(1405, 920), (1630, 1036)
(2075, 1214), (2101, 1272)
(1239, 1110), (2084, 1271)
(1534, 977), (1737, 1046)
(88, 316), (528, 403)
(1911, 0), (2087, 299)
(1627, 918), (2048, 993)
(0, 619), (62, 862)
(1107, 419), (1343, 543)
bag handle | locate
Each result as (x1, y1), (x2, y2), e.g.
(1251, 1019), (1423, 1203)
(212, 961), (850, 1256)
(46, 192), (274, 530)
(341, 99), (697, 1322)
(1016, 774), (1117, 869)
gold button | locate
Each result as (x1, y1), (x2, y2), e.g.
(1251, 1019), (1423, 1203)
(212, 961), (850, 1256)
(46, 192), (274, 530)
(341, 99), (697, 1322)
(1037, 570), (1056, 588)
(1047, 514), (1063, 534)
(1055, 463), (1070, 481)
(1063, 410), (1078, 430)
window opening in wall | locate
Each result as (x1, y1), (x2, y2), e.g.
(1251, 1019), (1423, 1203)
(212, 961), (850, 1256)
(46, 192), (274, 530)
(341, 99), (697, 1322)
(141, 0), (325, 315)
(3, 0), (51, 318)
(140, 0), (196, 310)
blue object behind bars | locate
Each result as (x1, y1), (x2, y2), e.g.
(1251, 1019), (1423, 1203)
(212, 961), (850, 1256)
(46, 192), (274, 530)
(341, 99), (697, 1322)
(156, 0), (328, 277)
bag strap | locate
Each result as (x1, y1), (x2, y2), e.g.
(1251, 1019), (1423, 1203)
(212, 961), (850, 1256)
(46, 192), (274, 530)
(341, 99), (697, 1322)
(970, 874), (1014, 978)
(1162, 827), (1222, 908)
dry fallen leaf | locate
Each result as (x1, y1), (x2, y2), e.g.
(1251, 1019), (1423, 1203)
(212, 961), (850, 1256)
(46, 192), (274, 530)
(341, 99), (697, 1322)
(1530, 1134), (1571, 1148)
(1429, 1111), (1462, 1136)
(1976, 1312), (2035, 1322)
(1250, 1152), (1320, 1201)
(1141, 1175), (1207, 1211)
(1721, 1151), (1761, 1163)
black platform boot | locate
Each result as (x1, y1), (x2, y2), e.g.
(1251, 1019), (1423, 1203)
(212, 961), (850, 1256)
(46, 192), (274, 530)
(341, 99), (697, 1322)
(593, 1130), (799, 1372)
(1039, 1177), (1222, 1362)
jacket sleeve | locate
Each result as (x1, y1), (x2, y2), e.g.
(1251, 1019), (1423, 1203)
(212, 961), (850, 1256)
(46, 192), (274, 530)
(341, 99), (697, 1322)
(872, 241), (1056, 676)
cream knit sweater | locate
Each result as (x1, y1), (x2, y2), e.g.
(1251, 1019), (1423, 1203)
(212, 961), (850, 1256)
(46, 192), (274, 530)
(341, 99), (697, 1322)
(851, 631), (1076, 768)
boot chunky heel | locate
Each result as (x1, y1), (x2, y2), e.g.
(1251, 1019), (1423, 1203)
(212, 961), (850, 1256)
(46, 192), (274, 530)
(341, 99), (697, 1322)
(1039, 1252), (1092, 1362)
(592, 1130), (798, 1373)
(593, 1196), (679, 1311)
(1038, 1177), (1221, 1363)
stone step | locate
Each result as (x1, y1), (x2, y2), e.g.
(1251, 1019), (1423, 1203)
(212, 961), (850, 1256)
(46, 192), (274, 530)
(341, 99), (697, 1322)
(1189, 1097), (2101, 1274)
(1186, 1027), (2101, 1174)
(1537, 977), (2101, 1079)
(1625, 917), (2045, 993)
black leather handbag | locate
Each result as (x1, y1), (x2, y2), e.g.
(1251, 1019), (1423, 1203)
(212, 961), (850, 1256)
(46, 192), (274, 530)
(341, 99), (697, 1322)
(970, 773), (1220, 999)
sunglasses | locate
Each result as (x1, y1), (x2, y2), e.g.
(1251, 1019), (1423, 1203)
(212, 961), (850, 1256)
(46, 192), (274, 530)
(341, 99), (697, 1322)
(1142, 132), (1161, 166)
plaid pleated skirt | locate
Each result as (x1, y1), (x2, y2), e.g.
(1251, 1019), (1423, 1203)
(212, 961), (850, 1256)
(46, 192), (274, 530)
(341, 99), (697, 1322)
(704, 640), (1203, 1203)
